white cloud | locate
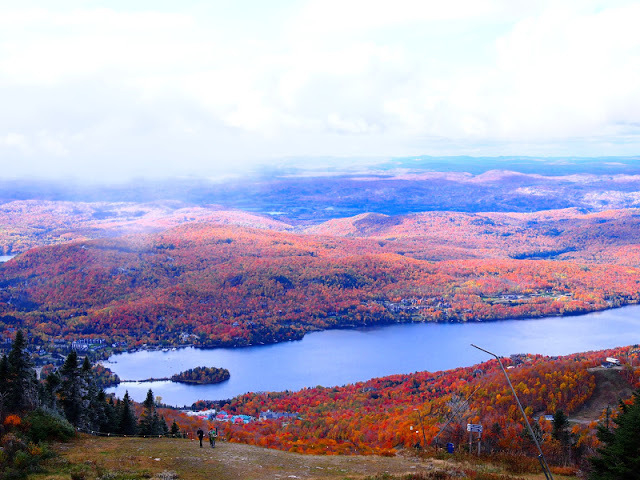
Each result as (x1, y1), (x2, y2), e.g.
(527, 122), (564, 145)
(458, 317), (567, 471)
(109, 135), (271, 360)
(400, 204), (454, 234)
(488, 2), (640, 139)
(0, 0), (639, 180)
(290, 0), (497, 36)
(2, 9), (221, 91)
(0, 132), (30, 153)
(37, 131), (69, 157)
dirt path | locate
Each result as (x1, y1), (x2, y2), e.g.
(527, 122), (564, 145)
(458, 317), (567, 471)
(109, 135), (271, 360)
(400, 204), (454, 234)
(570, 367), (634, 424)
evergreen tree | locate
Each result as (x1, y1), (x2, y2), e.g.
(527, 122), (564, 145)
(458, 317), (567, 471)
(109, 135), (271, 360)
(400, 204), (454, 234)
(42, 371), (62, 411)
(552, 409), (572, 465)
(90, 389), (109, 433)
(139, 389), (166, 435)
(114, 397), (122, 428)
(590, 389), (640, 479)
(552, 410), (570, 444)
(160, 416), (169, 435)
(81, 356), (102, 432)
(81, 356), (91, 374)
(138, 389), (155, 435)
(151, 412), (163, 436)
(59, 351), (89, 428)
(103, 395), (118, 433)
(119, 391), (138, 435)
(0, 354), (8, 386)
(0, 354), (9, 419)
(5, 330), (38, 413)
(170, 420), (180, 437)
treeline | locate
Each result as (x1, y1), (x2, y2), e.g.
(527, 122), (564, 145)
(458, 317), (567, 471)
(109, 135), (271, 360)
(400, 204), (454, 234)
(171, 366), (230, 385)
(0, 331), (173, 479)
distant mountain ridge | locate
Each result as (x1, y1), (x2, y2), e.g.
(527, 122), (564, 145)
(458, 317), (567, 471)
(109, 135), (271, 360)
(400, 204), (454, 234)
(2, 156), (640, 224)
(0, 200), (290, 255)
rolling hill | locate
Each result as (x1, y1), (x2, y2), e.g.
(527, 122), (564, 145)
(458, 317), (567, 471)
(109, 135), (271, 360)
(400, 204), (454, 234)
(1, 209), (640, 348)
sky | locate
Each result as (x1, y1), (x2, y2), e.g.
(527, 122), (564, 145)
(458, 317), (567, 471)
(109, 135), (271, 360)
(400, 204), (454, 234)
(0, 0), (639, 181)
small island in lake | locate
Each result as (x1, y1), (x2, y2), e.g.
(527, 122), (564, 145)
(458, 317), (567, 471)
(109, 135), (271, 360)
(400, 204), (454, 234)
(171, 366), (230, 385)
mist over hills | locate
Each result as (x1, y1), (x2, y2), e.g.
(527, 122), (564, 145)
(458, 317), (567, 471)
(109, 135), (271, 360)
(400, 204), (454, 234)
(2, 156), (640, 224)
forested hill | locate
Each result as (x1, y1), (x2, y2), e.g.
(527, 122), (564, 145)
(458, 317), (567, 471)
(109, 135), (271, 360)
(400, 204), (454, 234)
(1, 207), (640, 348)
(3, 157), (640, 258)
(0, 200), (291, 256)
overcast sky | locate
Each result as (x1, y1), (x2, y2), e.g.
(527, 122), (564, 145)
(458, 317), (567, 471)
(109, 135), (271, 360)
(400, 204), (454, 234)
(1, 0), (639, 181)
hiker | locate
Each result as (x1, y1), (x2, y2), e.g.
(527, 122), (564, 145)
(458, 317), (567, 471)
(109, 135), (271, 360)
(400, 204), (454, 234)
(197, 428), (204, 448)
(208, 428), (217, 448)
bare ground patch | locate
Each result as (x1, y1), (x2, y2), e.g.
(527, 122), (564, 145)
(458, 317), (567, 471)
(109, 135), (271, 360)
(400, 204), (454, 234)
(570, 367), (635, 424)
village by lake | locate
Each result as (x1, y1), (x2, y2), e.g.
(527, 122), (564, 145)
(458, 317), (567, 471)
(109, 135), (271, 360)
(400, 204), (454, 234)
(105, 304), (640, 406)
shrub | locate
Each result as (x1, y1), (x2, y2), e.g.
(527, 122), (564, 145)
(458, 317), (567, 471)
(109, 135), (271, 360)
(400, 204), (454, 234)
(494, 453), (540, 474)
(0, 433), (49, 480)
(3, 415), (22, 428)
(24, 409), (75, 443)
(549, 465), (578, 476)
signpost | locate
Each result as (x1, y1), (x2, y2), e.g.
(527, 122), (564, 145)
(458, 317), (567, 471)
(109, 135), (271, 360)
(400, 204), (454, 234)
(467, 424), (482, 455)
(467, 424), (483, 433)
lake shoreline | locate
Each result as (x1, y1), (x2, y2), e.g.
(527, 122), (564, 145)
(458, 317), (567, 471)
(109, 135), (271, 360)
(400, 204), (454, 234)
(105, 303), (640, 406)
(112, 299), (638, 357)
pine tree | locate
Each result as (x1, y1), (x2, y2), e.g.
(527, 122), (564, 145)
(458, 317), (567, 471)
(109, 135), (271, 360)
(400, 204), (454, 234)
(59, 351), (89, 428)
(0, 354), (8, 386)
(170, 420), (180, 437)
(160, 416), (169, 435)
(5, 330), (38, 413)
(114, 397), (122, 428)
(81, 356), (92, 377)
(119, 391), (138, 435)
(104, 395), (118, 433)
(81, 356), (104, 432)
(138, 389), (155, 435)
(101, 396), (118, 433)
(139, 389), (166, 435)
(0, 354), (9, 419)
(552, 409), (572, 465)
(589, 389), (640, 479)
(42, 371), (62, 411)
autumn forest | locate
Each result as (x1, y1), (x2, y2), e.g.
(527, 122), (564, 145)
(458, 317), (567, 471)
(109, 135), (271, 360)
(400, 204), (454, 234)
(2, 203), (640, 349)
(3, 158), (640, 478)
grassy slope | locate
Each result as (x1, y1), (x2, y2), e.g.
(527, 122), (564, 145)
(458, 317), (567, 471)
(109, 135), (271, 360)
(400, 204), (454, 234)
(37, 435), (577, 480)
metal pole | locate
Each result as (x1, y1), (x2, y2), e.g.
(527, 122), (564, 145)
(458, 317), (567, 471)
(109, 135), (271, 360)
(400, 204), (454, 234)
(471, 344), (553, 480)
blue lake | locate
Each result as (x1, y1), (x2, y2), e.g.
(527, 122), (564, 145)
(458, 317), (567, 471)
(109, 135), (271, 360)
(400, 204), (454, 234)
(105, 305), (640, 406)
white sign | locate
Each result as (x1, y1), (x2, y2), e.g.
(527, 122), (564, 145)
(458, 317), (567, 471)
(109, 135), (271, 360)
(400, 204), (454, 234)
(467, 423), (483, 433)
